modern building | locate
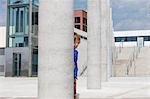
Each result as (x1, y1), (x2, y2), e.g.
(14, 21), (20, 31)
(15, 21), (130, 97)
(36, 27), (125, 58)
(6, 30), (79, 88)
(114, 30), (150, 47)
(5, 0), (38, 77)
(74, 10), (87, 32)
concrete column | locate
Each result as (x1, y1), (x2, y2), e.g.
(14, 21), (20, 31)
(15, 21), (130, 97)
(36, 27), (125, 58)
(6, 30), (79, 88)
(38, 0), (74, 99)
(28, 0), (32, 77)
(87, 0), (101, 89)
(106, 0), (113, 78)
(101, 0), (109, 82)
(109, 7), (115, 77)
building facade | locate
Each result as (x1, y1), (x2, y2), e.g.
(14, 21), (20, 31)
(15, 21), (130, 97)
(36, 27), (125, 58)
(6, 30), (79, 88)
(74, 10), (87, 32)
(114, 30), (150, 47)
(5, 0), (38, 77)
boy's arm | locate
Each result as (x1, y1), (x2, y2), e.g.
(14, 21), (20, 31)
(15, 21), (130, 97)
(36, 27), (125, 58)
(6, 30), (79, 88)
(74, 50), (78, 67)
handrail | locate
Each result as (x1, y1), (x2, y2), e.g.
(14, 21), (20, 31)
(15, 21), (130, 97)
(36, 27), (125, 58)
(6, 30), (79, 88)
(80, 65), (87, 76)
(126, 47), (141, 76)
(113, 45), (122, 65)
(79, 61), (87, 76)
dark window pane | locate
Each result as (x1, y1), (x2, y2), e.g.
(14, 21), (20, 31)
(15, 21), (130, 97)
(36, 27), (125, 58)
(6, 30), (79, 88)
(19, 43), (24, 47)
(83, 18), (87, 25)
(16, 8), (19, 32)
(32, 12), (38, 25)
(127, 37), (137, 41)
(20, 11), (24, 32)
(75, 25), (80, 29)
(148, 36), (150, 41)
(83, 25), (87, 32)
(75, 17), (80, 23)
(144, 36), (149, 41)
(115, 37), (127, 42)
(24, 37), (28, 46)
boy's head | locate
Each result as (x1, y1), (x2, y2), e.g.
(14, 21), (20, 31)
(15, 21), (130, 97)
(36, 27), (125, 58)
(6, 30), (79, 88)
(74, 32), (80, 48)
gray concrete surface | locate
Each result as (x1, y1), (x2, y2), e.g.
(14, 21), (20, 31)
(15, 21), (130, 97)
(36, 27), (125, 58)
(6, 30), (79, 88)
(100, 0), (109, 82)
(1, 77), (150, 99)
(87, 0), (101, 89)
(77, 77), (150, 99)
(39, 0), (74, 99)
(0, 77), (37, 99)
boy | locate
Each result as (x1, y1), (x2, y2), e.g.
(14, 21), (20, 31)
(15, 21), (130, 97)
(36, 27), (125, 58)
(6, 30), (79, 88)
(74, 32), (80, 99)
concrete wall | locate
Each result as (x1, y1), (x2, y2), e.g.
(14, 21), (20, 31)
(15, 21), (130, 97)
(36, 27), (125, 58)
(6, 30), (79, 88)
(0, 27), (6, 48)
(5, 47), (30, 77)
(0, 48), (5, 76)
(77, 36), (87, 75)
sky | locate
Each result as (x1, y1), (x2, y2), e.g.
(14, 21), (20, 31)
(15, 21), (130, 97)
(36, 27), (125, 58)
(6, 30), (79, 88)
(0, 0), (6, 26)
(1, 0), (150, 31)
(112, 0), (150, 31)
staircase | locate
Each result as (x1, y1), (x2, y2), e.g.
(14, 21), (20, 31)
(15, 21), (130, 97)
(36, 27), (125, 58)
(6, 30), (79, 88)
(114, 47), (135, 77)
(114, 47), (150, 77)
(134, 47), (150, 76)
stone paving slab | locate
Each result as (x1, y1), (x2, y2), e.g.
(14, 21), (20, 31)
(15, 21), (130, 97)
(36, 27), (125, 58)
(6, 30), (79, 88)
(0, 77), (37, 98)
(77, 77), (150, 99)
(1, 77), (150, 99)
(0, 97), (38, 99)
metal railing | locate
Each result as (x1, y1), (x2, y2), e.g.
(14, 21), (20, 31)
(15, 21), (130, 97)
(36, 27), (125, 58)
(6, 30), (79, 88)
(79, 61), (87, 76)
(113, 45), (122, 65)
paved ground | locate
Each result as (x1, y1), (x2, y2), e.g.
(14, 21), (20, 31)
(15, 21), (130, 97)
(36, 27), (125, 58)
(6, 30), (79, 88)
(0, 77), (150, 99)
(0, 77), (37, 99)
(77, 77), (150, 99)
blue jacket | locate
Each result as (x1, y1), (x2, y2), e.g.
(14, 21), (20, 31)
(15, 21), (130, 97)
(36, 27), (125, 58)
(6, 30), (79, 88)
(74, 48), (78, 79)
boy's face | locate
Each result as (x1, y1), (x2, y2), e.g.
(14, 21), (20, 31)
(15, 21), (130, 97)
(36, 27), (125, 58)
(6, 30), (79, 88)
(74, 39), (80, 48)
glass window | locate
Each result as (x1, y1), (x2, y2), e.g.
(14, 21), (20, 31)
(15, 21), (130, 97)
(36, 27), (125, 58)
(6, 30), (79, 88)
(127, 37), (137, 42)
(83, 25), (87, 32)
(24, 37), (28, 46)
(20, 11), (24, 32)
(16, 8), (19, 32)
(32, 37), (38, 47)
(32, 49), (38, 76)
(115, 37), (127, 42)
(19, 43), (24, 47)
(32, 0), (39, 5)
(32, 6), (38, 35)
(115, 37), (121, 42)
(75, 25), (80, 29)
(144, 36), (149, 41)
(75, 17), (80, 23)
(9, 7), (29, 35)
(83, 18), (87, 25)
(148, 36), (150, 41)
